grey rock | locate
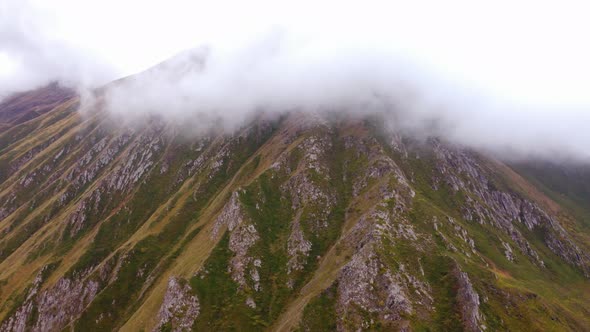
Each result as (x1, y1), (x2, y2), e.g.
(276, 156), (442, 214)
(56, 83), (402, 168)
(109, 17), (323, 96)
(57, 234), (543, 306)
(154, 277), (200, 332)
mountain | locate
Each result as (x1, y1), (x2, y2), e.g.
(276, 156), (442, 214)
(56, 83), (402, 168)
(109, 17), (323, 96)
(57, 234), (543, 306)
(0, 71), (589, 332)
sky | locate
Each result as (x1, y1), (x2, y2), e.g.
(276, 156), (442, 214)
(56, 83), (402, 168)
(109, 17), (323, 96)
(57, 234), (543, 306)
(1, 0), (590, 160)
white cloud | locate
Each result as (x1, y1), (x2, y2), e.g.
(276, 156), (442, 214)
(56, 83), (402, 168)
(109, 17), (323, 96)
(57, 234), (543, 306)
(1, 0), (590, 160)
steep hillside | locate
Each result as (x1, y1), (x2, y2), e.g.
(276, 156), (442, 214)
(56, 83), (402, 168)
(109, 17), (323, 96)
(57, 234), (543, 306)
(0, 83), (74, 133)
(0, 86), (589, 332)
(511, 161), (590, 225)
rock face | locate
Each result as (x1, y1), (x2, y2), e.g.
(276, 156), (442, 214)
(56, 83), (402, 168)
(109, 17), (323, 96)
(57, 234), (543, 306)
(0, 267), (46, 332)
(454, 267), (485, 332)
(1, 82), (590, 332)
(154, 277), (200, 332)
(432, 141), (590, 275)
(286, 213), (312, 275)
(228, 222), (260, 289)
(0, 266), (101, 332)
(325, 138), (434, 331)
(212, 191), (245, 239)
(33, 277), (100, 332)
(337, 247), (413, 328)
(210, 190), (262, 291)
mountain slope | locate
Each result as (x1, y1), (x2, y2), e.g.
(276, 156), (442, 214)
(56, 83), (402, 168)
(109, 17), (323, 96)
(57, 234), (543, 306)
(0, 85), (589, 331)
(0, 83), (74, 133)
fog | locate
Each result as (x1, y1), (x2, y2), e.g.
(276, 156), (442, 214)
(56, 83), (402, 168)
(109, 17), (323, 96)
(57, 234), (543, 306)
(0, 0), (115, 97)
(2, 0), (590, 161)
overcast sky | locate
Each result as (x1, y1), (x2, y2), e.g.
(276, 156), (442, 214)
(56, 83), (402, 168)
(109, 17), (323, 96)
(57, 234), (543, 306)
(1, 0), (590, 160)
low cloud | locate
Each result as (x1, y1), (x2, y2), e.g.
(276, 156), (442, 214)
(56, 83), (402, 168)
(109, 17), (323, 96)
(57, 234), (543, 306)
(101, 30), (590, 162)
(2, 0), (590, 162)
(0, 0), (114, 98)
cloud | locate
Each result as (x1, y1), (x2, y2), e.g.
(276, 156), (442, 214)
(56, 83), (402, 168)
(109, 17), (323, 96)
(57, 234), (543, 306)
(101, 31), (429, 128)
(101, 27), (590, 162)
(0, 0), (115, 98)
(2, 0), (590, 162)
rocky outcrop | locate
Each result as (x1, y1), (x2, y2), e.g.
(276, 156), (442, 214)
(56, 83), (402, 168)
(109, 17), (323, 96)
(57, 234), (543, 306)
(210, 190), (261, 291)
(502, 241), (515, 262)
(286, 212), (312, 276)
(66, 132), (134, 192)
(333, 171), (430, 330)
(0, 267), (46, 332)
(337, 247), (413, 328)
(154, 277), (200, 332)
(279, 134), (336, 230)
(228, 223), (260, 289)
(0, 266), (100, 332)
(61, 122), (165, 238)
(0, 192), (16, 223)
(104, 123), (164, 192)
(454, 267), (485, 332)
(431, 140), (590, 274)
(211, 191), (244, 239)
(32, 277), (99, 331)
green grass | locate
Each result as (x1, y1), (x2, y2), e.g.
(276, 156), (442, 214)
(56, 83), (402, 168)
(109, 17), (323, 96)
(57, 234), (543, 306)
(190, 234), (257, 331)
(297, 282), (338, 331)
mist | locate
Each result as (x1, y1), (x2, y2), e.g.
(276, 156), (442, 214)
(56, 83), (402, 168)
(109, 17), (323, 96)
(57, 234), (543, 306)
(2, 0), (590, 162)
(0, 0), (115, 97)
